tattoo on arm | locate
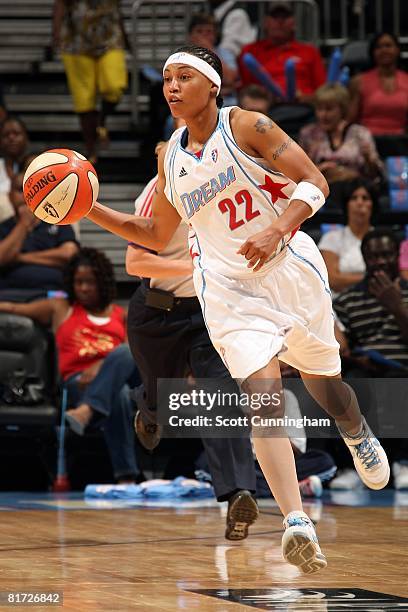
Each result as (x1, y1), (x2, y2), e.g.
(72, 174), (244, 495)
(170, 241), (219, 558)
(272, 137), (293, 160)
(254, 117), (275, 133)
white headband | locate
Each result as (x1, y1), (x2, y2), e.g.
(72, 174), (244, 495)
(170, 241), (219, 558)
(163, 52), (221, 95)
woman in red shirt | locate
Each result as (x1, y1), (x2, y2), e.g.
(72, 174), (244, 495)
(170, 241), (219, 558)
(349, 32), (408, 135)
(0, 247), (141, 483)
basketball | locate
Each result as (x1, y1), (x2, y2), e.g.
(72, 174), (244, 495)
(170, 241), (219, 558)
(23, 149), (99, 225)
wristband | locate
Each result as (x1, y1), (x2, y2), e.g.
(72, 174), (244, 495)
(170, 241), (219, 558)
(289, 181), (325, 216)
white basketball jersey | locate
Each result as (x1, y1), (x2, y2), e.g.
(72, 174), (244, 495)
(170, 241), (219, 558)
(164, 106), (298, 279)
(133, 176), (195, 297)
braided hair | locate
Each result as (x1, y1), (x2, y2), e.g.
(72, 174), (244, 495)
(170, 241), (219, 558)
(64, 247), (117, 310)
(174, 45), (224, 108)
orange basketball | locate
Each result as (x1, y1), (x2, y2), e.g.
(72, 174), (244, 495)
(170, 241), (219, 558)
(23, 149), (99, 225)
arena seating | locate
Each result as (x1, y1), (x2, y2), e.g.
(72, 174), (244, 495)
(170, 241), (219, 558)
(0, 313), (59, 488)
(0, 0), (148, 284)
(0, 1), (140, 184)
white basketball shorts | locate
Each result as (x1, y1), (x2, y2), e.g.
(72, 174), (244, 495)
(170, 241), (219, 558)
(193, 231), (341, 380)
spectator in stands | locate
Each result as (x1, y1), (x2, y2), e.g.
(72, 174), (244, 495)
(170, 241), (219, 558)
(209, 0), (256, 58)
(319, 179), (376, 295)
(334, 229), (408, 374)
(53, 0), (129, 164)
(0, 117), (33, 223)
(332, 229), (408, 490)
(0, 247), (141, 484)
(238, 2), (326, 102)
(348, 32), (408, 136)
(298, 84), (384, 198)
(188, 13), (238, 106)
(0, 153), (78, 297)
(238, 84), (271, 114)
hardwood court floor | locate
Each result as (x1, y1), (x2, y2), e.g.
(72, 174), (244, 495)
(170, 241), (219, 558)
(0, 492), (407, 610)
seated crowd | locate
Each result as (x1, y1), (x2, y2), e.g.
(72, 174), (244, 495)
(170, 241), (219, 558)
(0, 117), (78, 298)
(0, 248), (141, 484)
(1, 0), (408, 494)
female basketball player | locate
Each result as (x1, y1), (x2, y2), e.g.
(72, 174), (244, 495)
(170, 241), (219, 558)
(87, 46), (390, 574)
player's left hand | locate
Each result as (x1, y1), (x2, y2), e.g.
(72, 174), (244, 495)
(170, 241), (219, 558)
(237, 227), (283, 272)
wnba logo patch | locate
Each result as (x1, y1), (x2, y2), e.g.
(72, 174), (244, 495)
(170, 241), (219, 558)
(211, 149), (218, 163)
(43, 201), (59, 218)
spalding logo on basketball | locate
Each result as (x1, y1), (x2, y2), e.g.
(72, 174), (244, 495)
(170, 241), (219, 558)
(23, 149), (99, 225)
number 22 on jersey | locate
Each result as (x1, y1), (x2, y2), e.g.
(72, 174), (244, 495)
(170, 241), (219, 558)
(218, 189), (260, 231)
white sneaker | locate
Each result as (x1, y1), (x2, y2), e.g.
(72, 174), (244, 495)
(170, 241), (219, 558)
(340, 417), (390, 490)
(329, 468), (362, 490)
(393, 462), (408, 490)
(282, 511), (327, 574)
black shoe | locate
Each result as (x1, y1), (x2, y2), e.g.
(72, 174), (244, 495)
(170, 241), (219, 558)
(225, 490), (259, 541)
(134, 410), (162, 451)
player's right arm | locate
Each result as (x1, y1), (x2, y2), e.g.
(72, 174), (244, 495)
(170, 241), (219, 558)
(87, 146), (182, 251)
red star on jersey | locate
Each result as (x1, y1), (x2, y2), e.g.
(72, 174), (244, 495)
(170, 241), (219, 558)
(259, 175), (289, 203)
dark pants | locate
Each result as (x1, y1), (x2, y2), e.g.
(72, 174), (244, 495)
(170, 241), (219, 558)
(127, 285), (256, 501)
(65, 344), (141, 480)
